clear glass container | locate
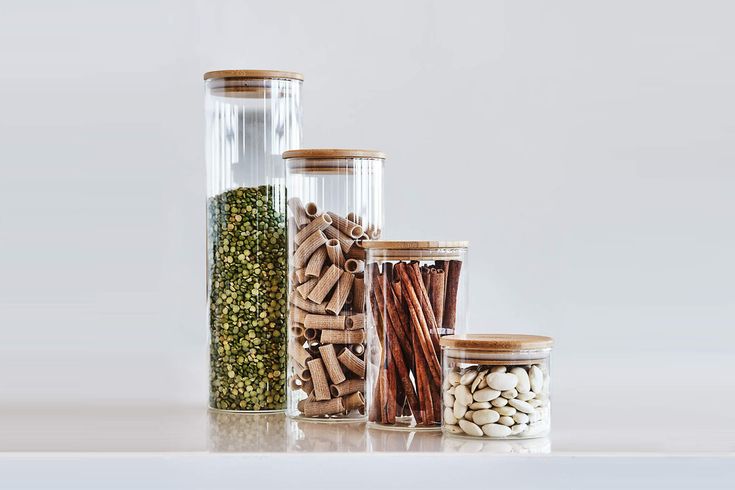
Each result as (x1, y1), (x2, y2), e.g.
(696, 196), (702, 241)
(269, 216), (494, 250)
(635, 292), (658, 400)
(362, 241), (469, 430)
(205, 70), (303, 411)
(284, 149), (386, 421)
(440, 334), (553, 439)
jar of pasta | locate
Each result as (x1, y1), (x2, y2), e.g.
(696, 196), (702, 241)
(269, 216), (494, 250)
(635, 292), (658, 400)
(284, 149), (385, 421)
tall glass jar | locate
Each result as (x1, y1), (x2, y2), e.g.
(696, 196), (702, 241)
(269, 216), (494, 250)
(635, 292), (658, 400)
(205, 70), (302, 411)
(440, 334), (553, 439)
(284, 149), (385, 421)
(362, 241), (469, 430)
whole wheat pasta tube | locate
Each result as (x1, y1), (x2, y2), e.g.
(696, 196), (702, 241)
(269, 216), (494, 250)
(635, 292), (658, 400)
(294, 213), (333, 246)
(290, 340), (312, 366)
(294, 230), (327, 268)
(346, 313), (365, 330)
(296, 277), (318, 299)
(290, 324), (304, 338)
(307, 264), (342, 304)
(304, 314), (346, 330)
(288, 197), (311, 228)
(292, 268), (307, 285)
(304, 328), (319, 341)
(344, 258), (365, 274)
(295, 362), (311, 381)
(318, 344), (347, 385)
(330, 379), (365, 397)
(346, 212), (363, 226)
(352, 344), (365, 355)
(352, 276), (365, 313)
(326, 271), (354, 316)
(305, 247), (328, 278)
(320, 329), (366, 345)
(307, 358), (331, 401)
(343, 392), (365, 412)
(365, 224), (381, 239)
(304, 201), (319, 218)
(325, 238), (345, 267)
(302, 379), (313, 394)
(289, 375), (303, 391)
(303, 397), (344, 417)
(324, 226), (354, 254)
(337, 347), (366, 377)
(290, 291), (327, 314)
(326, 212), (364, 239)
(291, 307), (309, 325)
(297, 393), (315, 412)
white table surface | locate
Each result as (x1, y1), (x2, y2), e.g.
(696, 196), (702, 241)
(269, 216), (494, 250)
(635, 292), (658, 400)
(1, 387), (733, 488)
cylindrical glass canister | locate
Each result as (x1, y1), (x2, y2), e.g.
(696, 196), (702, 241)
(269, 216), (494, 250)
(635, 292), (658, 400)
(205, 70), (303, 411)
(284, 149), (386, 421)
(362, 241), (469, 430)
(440, 334), (553, 439)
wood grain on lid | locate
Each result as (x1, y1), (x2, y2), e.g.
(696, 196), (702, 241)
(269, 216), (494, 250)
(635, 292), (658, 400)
(203, 70), (304, 81)
(440, 334), (553, 351)
(283, 149), (386, 160)
(362, 240), (469, 250)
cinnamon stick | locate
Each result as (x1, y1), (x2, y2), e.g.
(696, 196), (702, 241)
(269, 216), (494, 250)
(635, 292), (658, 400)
(442, 260), (462, 330)
(429, 269), (445, 328)
(406, 262), (441, 355)
(393, 262), (441, 383)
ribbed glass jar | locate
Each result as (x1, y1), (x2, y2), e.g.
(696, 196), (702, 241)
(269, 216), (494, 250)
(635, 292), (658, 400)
(440, 334), (553, 439)
(362, 241), (469, 430)
(205, 70), (302, 411)
(284, 149), (385, 421)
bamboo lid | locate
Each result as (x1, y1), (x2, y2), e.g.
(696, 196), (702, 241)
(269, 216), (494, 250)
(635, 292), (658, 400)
(283, 149), (386, 160)
(440, 334), (553, 351)
(203, 69), (304, 81)
(362, 241), (469, 250)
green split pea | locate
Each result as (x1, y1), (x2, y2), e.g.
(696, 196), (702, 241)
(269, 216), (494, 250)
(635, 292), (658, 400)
(208, 185), (287, 411)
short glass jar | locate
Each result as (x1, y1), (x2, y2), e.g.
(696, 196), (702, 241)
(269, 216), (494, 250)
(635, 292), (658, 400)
(440, 334), (553, 439)
(284, 149), (385, 421)
(362, 241), (469, 430)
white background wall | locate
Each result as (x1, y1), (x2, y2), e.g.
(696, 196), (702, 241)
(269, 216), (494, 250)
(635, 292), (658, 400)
(1, 0), (733, 407)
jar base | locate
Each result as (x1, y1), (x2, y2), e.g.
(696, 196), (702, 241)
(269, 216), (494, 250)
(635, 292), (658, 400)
(442, 428), (550, 440)
(367, 421), (441, 432)
(288, 413), (367, 424)
(208, 406), (286, 414)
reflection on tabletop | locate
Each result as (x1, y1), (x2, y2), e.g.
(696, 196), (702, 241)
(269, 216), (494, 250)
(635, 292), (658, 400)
(208, 411), (550, 453)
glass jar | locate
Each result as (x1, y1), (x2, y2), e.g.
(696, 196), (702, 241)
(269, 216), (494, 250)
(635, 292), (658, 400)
(362, 241), (469, 430)
(440, 334), (553, 439)
(284, 149), (385, 421)
(205, 70), (303, 411)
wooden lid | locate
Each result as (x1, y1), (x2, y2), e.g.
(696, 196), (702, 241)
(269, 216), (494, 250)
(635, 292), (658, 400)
(203, 70), (304, 81)
(362, 241), (468, 250)
(440, 334), (553, 351)
(283, 149), (386, 160)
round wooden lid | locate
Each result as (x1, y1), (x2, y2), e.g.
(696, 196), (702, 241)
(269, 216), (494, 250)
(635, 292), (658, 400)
(283, 149), (386, 160)
(440, 334), (553, 351)
(362, 240), (469, 249)
(203, 70), (304, 81)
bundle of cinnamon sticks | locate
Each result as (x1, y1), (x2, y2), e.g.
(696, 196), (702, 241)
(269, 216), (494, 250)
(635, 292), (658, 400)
(287, 197), (381, 418)
(368, 259), (462, 426)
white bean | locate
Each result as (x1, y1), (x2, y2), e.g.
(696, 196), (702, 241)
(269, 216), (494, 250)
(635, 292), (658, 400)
(510, 367), (531, 394)
(459, 419), (483, 437)
(482, 423), (512, 437)
(486, 372), (518, 391)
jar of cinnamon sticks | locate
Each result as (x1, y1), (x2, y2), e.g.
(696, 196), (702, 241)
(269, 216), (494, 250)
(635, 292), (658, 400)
(284, 149), (385, 421)
(362, 241), (468, 429)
